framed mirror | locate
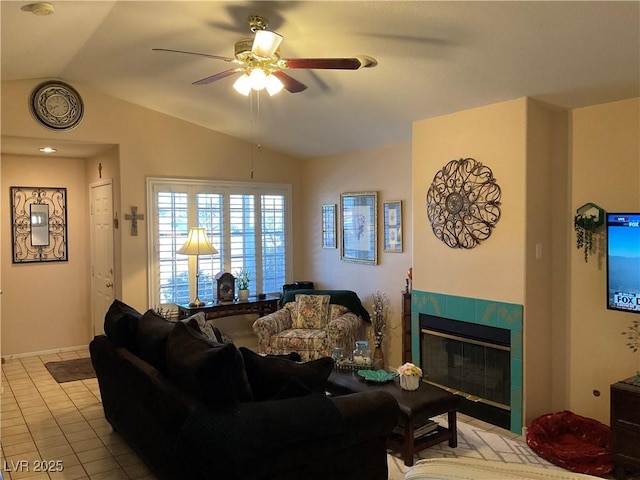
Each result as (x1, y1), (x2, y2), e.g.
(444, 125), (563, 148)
(30, 204), (50, 246)
(11, 186), (68, 263)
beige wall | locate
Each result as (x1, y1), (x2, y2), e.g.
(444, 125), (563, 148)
(411, 98), (570, 425)
(412, 98), (528, 302)
(524, 100), (570, 420)
(301, 142), (413, 370)
(2, 155), (91, 354)
(568, 97), (640, 423)
(1, 79), (303, 356)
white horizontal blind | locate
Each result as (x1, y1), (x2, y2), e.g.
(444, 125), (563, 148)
(261, 194), (286, 293)
(156, 191), (189, 304)
(147, 178), (291, 307)
(229, 194), (256, 291)
(196, 193), (224, 301)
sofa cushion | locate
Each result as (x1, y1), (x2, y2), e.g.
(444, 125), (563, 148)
(271, 376), (313, 400)
(184, 312), (223, 343)
(283, 301), (297, 319)
(239, 346), (333, 401)
(166, 322), (253, 406)
(293, 294), (330, 329)
(104, 299), (142, 352)
(136, 309), (175, 374)
(329, 304), (350, 320)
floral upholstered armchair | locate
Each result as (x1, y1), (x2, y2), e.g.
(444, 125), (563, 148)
(252, 290), (370, 361)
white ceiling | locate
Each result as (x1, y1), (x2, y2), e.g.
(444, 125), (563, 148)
(2, 1), (639, 159)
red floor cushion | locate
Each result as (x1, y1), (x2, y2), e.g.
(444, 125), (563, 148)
(526, 410), (613, 476)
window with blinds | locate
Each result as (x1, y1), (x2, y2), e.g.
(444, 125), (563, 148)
(147, 178), (291, 307)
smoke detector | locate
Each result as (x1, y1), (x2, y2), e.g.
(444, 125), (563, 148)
(22, 2), (55, 16)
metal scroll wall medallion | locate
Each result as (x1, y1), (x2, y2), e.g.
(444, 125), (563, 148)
(426, 158), (502, 249)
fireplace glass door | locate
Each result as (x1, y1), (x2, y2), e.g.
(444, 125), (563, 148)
(422, 330), (510, 410)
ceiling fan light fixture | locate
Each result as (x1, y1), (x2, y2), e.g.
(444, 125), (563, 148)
(265, 74), (284, 96)
(249, 68), (267, 90)
(233, 74), (252, 96)
(252, 30), (283, 58)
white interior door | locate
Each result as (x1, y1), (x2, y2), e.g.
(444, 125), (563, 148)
(90, 181), (115, 336)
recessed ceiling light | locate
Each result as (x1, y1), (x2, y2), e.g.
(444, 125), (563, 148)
(39, 147), (57, 153)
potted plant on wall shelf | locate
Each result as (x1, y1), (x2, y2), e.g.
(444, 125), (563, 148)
(574, 203), (605, 263)
(235, 268), (250, 302)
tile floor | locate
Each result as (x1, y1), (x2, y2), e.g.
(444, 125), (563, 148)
(4, 348), (634, 480)
(1, 348), (157, 480)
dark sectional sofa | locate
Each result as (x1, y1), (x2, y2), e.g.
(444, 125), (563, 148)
(89, 300), (399, 480)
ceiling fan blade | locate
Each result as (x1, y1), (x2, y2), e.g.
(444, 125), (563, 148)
(192, 68), (243, 86)
(282, 58), (365, 70)
(272, 71), (307, 93)
(152, 48), (234, 63)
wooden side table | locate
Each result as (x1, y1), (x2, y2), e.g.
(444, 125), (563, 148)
(177, 295), (279, 321)
(610, 378), (640, 479)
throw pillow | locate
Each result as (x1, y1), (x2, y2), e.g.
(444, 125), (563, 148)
(283, 301), (297, 320)
(329, 304), (350, 321)
(166, 322), (253, 406)
(103, 299), (142, 352)
(293, 294), (331, 329)
(184, 312), (223, 343)
(239, 346), (333, 401)
(136, 309), (176, 374)
(270, 376), (313, 400)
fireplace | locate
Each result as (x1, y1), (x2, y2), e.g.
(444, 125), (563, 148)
(410, 290), (523, 433)
(421, 314), (511, 429)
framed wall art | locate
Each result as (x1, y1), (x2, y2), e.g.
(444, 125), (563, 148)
(383, 200), (403, 252)
(322, 204), (337, 249)
(11, 186), (68, 263)
(340, 191), (377, 265)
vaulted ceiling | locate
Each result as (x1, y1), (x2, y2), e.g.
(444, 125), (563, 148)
(2, 1), (639, 158)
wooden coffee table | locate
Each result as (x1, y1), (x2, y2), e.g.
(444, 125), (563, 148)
(327, 369), (460, 466)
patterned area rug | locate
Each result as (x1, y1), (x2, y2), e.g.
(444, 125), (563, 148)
(45, 357), (96, 383)
(387, 416), (561, 480)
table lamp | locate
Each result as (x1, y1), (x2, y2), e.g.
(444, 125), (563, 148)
(177, 227), (218, 307)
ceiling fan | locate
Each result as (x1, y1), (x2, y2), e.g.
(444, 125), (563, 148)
(153, 15), (377, 95)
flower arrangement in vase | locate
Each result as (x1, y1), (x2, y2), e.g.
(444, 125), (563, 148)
(371, 290), (389, 369)
(235, 268), (250, 301)
(397, 362), (422, 391)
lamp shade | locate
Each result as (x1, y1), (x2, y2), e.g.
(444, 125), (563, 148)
(233, 74), (252, 96)
(177, 227), (218, 256)
(266, 74), (284, 96)
(252, 30), (283, 58)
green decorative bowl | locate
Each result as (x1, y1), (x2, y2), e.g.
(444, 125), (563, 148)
(357, 370), (399, 383)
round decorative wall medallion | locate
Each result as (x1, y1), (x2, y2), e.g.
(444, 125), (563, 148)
(426, 157), (502, 249)
(29, 80), (84, 131)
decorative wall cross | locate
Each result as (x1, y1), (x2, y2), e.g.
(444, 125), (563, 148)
(124, 206), (145, 236)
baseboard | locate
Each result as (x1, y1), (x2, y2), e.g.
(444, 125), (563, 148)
(2, 344), (89, 361)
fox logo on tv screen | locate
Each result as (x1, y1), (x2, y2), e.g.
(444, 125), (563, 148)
(613, 292), (640, 311)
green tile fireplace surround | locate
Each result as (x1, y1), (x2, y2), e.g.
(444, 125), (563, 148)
(411, 290), (523, 434)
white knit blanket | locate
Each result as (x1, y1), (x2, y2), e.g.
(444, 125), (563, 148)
(405, 458), (600, 480)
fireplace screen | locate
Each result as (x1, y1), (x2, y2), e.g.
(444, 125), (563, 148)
(422, 329), (510, 410)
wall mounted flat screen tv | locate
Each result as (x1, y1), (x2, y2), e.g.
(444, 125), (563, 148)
(607, 212), (640, 314)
